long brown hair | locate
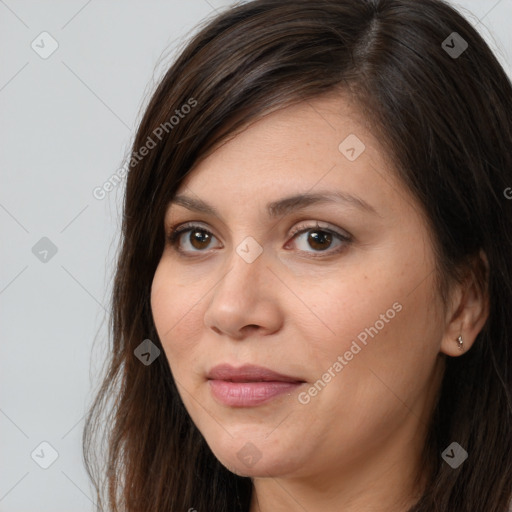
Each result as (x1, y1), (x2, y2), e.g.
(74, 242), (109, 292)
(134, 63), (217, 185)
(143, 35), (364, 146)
(83, 1), (512, 510)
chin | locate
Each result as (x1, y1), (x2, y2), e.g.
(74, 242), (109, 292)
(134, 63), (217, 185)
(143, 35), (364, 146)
(206, 435), (301, 478)
(220, 454), (291, 478)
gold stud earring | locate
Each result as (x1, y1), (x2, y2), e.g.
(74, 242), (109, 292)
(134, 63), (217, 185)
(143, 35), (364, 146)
(456, 335), (464, 351)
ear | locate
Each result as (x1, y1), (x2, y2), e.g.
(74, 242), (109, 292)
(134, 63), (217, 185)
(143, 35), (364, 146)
(440, 250), (490, 357)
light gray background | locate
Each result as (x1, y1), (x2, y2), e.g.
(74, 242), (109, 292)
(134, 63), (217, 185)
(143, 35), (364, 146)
(1, 1), (510, 510)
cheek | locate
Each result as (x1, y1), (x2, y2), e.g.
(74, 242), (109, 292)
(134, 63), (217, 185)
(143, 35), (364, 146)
(301, 245), (442, 398)
(150, 261), (204, 365)
(294, 277), (442, 456)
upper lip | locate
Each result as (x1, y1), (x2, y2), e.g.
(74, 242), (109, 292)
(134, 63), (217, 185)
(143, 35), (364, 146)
(207, 364), (305, 383)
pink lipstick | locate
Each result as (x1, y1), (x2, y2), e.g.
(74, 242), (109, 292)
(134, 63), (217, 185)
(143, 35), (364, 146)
(207, 364), (305, 407)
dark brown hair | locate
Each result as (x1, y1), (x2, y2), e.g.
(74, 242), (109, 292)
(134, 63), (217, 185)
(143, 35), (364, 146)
(83, 0), (512, 510)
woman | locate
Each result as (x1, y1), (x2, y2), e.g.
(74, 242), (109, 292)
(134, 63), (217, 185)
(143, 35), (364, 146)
(83, 0), (512, 510)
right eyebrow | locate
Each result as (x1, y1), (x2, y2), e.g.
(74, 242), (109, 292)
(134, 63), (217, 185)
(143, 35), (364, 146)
(168, 190), (379, 221)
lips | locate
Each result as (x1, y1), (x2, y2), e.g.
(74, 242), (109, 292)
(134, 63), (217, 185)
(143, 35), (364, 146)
(206, 363), (304, 383)
(206, 364), (306, 407)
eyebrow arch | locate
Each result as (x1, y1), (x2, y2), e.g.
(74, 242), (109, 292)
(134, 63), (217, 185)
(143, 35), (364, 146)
(168, 190), (379, 220)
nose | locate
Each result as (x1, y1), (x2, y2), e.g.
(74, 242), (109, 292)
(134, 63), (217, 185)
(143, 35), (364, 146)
(202, 244), (283, 340)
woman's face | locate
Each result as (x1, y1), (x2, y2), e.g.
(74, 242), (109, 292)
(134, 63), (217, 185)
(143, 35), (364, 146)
(151, 94), (449, 484)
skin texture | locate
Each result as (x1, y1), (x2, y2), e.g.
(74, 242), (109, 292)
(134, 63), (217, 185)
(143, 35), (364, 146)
(150, 94), (488, 512)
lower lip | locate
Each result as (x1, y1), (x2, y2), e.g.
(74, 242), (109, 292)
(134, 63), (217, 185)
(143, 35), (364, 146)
(208, 380), (303, 406)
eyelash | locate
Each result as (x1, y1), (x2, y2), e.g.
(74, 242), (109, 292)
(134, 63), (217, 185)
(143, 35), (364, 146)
(166, 221), (352, 259)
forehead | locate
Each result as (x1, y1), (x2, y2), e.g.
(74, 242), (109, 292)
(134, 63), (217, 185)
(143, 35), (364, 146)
(168, 94), (411, 222)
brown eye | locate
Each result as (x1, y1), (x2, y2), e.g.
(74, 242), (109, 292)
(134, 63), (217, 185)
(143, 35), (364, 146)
(188, 229), (212, 250)
(288, 222), (351, 257)
(167, 225), (220, 253)
(305, 230), (333, 251)
(167, 221), (351, 258)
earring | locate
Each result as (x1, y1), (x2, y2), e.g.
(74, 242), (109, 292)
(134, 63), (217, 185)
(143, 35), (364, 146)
(456, 335), (464, 351)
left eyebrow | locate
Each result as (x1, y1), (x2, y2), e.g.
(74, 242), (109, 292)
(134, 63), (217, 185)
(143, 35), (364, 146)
(168, 190), (379, 219)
